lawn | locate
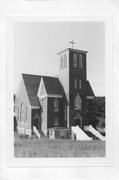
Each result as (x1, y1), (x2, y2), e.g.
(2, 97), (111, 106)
(14, 133), (106, 157)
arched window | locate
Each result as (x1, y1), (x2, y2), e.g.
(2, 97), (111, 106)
(54, 117), (58, 126)
(53, 98), (59, 111)
(25, 107), (27, 123)
(78, 54), (83, 68)
(79, 79), (82, 89)
(60, 56), (63, 69)
(20, 102), (23, 123)
(64, 106), (67, 121)
(74, 93), (82, 110)
(64, 54), (67, 68)
(74, 78), (77, 89)
(73, 53), (77, 68)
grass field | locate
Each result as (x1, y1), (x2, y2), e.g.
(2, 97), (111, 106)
(14, 133), (106, 157)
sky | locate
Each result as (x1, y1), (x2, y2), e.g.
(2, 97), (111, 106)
(14, 22), (105, 96)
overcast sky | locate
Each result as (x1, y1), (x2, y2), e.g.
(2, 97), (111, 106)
(14, 22), (105, 96)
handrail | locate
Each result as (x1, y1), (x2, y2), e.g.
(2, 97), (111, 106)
(33, 126), (41, 138)
(88, 125), (105, 141)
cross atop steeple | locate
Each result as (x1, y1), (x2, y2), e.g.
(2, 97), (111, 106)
(69, 40), (75, 49)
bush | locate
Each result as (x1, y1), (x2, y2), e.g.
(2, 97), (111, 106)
(19, 134), (29, 139)
(93, 97), (105, 129)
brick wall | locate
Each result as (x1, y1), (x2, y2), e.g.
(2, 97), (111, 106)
(47, 97), (64, 128)
(69, 50), (88, 128)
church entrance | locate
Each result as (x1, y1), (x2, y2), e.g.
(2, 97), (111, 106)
(73, 113), (82, 129)
(32, 109), (41, 131)
(74, 118), (82, 129)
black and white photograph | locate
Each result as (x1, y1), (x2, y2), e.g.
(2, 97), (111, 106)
(1, 0), (119, 179)
(13, 21), (106, 158)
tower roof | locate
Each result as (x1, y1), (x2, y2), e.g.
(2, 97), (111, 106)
(57, 48), (88, 55)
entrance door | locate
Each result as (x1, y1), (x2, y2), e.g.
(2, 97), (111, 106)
(73, 113), (82, 129)
(32, 109), (41, 130)
(74, 118), (82, 129)
(33, 117), (39, 129)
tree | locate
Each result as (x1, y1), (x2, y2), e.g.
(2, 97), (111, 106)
(93, 96), (105, 129)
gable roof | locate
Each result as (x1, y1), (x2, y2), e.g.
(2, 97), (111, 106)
(22, 74), (41, 107)
(86, 81), (95, 96)
(43, 76), (63, 96)
(22, 74), (63, 107)
(22, 74), (94, 107)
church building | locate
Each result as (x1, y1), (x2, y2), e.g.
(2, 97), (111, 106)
(15, 47), (96, 140)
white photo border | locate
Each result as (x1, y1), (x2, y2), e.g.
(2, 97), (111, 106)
(6, 15), (113, 167)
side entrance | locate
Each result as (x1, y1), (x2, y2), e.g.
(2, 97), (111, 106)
(31, 109), (41, 131)
(73, 113), (83, 129)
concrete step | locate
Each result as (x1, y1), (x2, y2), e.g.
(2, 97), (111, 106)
(84, 125), (105, 141)
(71, 126), (92, 141)
(84, 130), (100, 140)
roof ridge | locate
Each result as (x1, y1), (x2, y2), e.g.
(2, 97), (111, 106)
(22, 73), (58, 79)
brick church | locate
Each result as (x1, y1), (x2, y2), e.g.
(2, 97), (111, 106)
(15, 47), (97, 140)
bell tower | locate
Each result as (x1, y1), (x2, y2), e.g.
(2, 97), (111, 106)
(57, 47), (88, 130)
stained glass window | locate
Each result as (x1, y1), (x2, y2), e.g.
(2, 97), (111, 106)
(73, 53), (77, 68)
(78, 54), (83, 68)
(79, 79), (82, 89)
(74, 78), (77, 89)
(64, 106), (67, 121)
(74, 93), (82, 110)
(53, 98), (59, 111)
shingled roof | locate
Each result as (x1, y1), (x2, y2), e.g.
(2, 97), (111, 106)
(86, 81), (95, 96)
(22, 74), (63, 107)
(22, 74), (41, 107)
(22, 74), (94, 107)
(43, 76), (63, 96)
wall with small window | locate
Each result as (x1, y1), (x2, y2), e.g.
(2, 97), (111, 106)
(69, 50), (87, 127)
(48, 128), (71, 139)
(18, 102), (29, 125)
(15, 76), (32, 136)
(47, 97), (64, 128)
(74, 93), (82, 110)
(17, 105), (32, 136)
(73, 53), (77, 68)
(60, 53), (67, 69)
(78, 54), (83, 68)
(54, 116), (58, 126)
(69, 51), (87, 85)
(74, 78), (82, 89)
(72, 53), (83, 69)
(64, 106), (67, 125)
(53, 98), (59, 112)
(58, 50), (69, 109)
